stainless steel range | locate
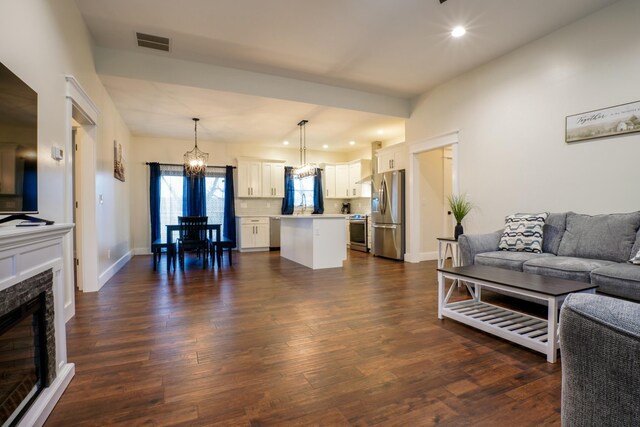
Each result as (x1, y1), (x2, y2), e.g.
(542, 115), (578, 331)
(349, 214), (368, 252)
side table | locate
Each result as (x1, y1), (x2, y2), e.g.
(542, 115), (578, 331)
(437, 237), (461, 269)
(437, 237), (461, 287)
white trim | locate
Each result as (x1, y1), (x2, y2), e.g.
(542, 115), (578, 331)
(419, 251), (439, 261)
(18, 363), (75, 427)
(407, 129), (460, 154)
(65, 75), (99, 122)
(65, 75), (100, 305)
(133, 247), (152, 256)
(405, 130), (460, 263)
(0, 225), (74, 426)
(98, 251), (133, 288)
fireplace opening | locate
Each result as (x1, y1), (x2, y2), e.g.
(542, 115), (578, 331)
(0, 292), (48, 427)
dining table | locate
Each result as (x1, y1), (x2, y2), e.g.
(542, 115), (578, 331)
(166, 223), (221, 270)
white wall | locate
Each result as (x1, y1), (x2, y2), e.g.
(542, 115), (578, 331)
(418, 148), (444, 257)
(0, 0), (132, 294)
(129, 136), (357, 252)
(406, 0), (640, 234)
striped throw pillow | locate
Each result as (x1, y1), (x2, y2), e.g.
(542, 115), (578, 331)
(499, 213), (549, 253)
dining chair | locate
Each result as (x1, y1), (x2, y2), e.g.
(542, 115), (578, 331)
(177, 216), (209, 269)
(151, 239), (175, 271)
(213, 238), (234, 267)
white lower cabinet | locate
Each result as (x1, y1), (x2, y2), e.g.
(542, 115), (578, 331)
(237, 217), (270, 251)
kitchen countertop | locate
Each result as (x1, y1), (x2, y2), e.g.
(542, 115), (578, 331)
(236, 214), (350, 218)
(280, 214), (348, 219)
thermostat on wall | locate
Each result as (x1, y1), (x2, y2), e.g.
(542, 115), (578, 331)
(51, 146), (63, 161)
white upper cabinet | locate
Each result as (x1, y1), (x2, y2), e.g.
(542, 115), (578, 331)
(237, 159), (262, 197)
(237, 158), (285, 198)
(335, 164), (349, 199)
(377, 143), (406, 173)
(323, 159), (371, 199)
(324, 164), (336, 198)
(262, 162), (285, 198)
(348, 162), (361, 198)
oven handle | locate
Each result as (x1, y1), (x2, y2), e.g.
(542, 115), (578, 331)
(373, 224), (397, 229)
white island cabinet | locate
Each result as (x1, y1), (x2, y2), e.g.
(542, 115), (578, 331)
(280, 215), (348, 269)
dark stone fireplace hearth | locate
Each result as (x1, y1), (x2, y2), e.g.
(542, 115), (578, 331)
(0, 269), (56, 424)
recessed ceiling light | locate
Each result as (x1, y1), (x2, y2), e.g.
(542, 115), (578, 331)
(451, 26), (466, 38)
(377, 129), (384, 135)
(283, 140), (289, 145)
(322, 144), (329, 149)
(349, 141), (355, 145)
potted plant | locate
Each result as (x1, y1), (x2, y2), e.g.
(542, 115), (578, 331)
(448, 193), (473, 240)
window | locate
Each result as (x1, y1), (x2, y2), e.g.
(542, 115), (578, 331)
(158, 165), (227, 241)
(205, 169), (226, 236)
(159, 166), (184, 242)
(294, 176), (314, 208)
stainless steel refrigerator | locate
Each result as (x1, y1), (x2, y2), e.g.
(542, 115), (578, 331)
(371, 170), (405, 260)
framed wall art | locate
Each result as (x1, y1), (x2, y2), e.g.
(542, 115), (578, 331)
(114, 140), (125, 182)
(566, 100), (640, 143)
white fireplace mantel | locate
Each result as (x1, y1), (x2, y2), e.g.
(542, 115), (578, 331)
(0, 224), (75, 427)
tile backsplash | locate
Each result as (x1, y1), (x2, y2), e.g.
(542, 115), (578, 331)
(235, 197), (371, 216)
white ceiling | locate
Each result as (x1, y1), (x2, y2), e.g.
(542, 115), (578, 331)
(75, 0), (618, 150)
(100, 75), (404, 151)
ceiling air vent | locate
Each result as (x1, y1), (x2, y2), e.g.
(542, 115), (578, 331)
(136, 32), (170, 52)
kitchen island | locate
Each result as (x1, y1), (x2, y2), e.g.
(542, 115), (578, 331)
(280, 214), (348, 269)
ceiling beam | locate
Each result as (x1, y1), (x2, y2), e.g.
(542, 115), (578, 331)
(94, 47), (411, 118)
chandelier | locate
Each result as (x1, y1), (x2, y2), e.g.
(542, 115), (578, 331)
(183, 117), (209, 177)
(292, 119), (317, 178)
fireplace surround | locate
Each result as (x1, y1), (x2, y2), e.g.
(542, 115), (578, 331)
(0, 224), (73, 426)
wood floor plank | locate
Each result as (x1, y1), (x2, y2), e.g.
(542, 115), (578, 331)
(44, 251), (562, 426)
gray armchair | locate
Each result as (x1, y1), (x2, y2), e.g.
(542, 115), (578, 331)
(559, 293), (640, 427)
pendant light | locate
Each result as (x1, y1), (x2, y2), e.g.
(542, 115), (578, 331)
(292, 119), (317, 178)
(183, 117), (208, 177)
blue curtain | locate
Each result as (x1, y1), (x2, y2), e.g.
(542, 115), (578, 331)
(223, 166), (236, 244)
(312, 169), (324, 214)
(183, 168), (206, 217)
(281, 166), (295, 215)
(149, 162), (161, 243)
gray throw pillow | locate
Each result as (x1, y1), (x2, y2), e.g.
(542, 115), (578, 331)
(499, 213), (548, 253)
(558, 212), (640, 262)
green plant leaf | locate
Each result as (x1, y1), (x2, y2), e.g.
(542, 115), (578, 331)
(448, 194), (474, 223)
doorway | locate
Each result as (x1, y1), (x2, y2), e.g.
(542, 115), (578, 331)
(64, 76), (99, 321)
(405, 130), (459, 263)
(415, 146), (454, 260)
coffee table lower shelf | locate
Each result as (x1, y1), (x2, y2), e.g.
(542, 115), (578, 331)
(442, 300), (550, 356)
(438, 265), (597, 363)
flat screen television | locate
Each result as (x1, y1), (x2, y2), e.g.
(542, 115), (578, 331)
(0, 62), (38, 215)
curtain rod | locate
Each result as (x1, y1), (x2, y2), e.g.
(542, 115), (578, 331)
(145, 162), (236, 169)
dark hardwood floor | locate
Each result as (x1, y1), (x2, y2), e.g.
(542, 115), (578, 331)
(45, 251), (561, 426)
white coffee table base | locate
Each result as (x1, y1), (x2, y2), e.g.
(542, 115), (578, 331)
(438, 270), (595, 363)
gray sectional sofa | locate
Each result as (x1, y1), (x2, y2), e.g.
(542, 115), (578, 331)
(559, 293), (640, 426)
(458, 211), (640, 302)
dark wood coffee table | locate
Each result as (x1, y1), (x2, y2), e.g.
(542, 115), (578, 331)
(437, 265), (597, 363)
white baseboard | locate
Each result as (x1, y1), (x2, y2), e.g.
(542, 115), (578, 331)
(98, 250), (132, 288)
(133, 247), (151, 255)
(420, 251), (439, 261)
(404, 252), (421, 263)
(19, 363), (75, 427)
